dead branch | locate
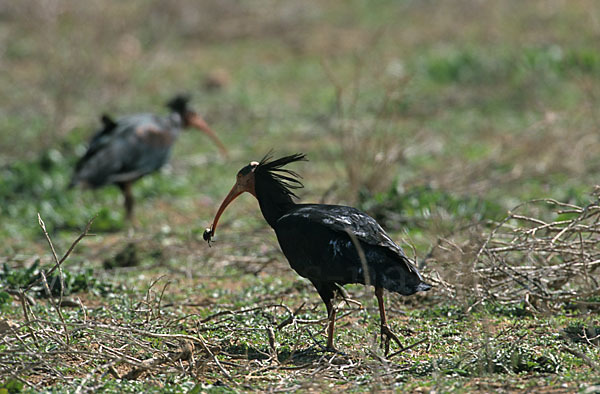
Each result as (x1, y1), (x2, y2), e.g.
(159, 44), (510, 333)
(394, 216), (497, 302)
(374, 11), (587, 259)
(465, 196), (600, 309)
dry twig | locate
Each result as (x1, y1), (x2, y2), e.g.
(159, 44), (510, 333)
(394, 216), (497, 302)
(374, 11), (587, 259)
(465, 196), (600, 309)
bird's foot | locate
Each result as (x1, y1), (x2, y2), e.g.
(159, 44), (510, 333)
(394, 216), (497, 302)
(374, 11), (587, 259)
(380, 324), (404, 356)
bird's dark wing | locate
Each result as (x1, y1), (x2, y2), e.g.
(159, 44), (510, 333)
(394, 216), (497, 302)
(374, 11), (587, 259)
(74, 114), (118, 173)
(71, 114), (175, 187)
(283, 204), (409, 259)
(274, 204), (428, 294)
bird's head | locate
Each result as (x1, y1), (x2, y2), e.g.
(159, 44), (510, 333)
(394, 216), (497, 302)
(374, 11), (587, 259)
(166, 94), (228, 157)
(203, 153), (306, 242)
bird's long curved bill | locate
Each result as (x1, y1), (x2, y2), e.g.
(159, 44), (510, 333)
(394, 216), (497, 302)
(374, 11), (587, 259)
(189, 115), (228, 157)
(207, 184), (244, 239)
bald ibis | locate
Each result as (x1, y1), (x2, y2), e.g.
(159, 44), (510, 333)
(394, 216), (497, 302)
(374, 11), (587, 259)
(204, 153), (431, 354)
(70, 95), (227, 220)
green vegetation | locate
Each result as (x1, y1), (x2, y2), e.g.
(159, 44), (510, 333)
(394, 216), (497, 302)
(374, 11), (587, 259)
(1, 261), (115, 298)
(1, 0), (599, 391)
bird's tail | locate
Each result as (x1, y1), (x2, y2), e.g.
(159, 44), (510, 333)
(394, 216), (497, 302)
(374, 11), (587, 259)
(376, 256), (432, 296)
(414, 281), (432, 293)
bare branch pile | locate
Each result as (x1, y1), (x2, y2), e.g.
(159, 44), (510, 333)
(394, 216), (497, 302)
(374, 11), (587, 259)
(472, 195), (600, 309)
(0, 215), (225, 389)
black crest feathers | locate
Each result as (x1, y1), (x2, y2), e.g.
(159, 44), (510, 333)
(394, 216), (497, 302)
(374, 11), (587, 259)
(166, 94), (191, 114)
(256, 152), (307, 199)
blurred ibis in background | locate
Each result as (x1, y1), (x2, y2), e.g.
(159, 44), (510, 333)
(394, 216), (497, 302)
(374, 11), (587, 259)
(204, 153), (431, 354)
(70, 95), (227, 220)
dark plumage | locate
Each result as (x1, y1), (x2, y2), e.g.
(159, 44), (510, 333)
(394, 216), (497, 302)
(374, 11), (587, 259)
(205, 153), (431, 354)
(70, 95), (227, 219)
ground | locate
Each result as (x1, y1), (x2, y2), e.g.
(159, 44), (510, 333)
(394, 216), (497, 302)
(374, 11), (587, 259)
(0, 1), (599, 392)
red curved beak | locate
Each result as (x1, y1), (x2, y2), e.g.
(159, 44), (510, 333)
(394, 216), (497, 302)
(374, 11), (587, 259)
(188, 113), (228, 158)
(205, 173), (256, 242)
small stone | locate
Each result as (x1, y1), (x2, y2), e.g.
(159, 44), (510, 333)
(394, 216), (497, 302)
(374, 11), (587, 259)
(203, 68), (231, 91)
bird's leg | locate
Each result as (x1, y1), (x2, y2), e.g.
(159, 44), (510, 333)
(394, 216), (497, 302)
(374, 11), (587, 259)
(119, 182), (134, 221)
(375, 287), (403, 356)
(325, 299), (337, 351)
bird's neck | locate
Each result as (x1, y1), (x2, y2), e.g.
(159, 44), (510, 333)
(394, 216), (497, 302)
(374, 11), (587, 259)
(255, 190), (296, 228)
(168, 113), (186, 129)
